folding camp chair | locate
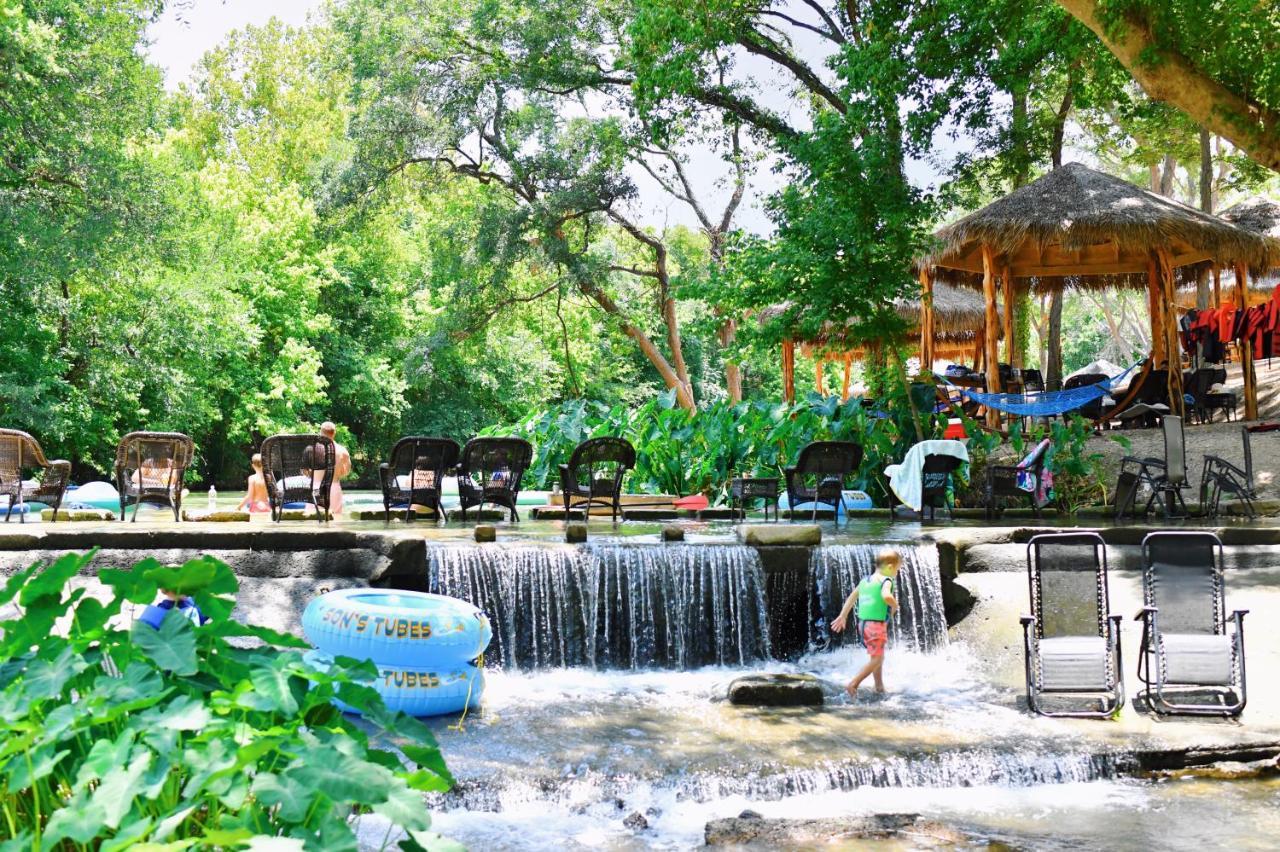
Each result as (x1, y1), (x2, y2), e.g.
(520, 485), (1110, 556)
(1200, 426), (1256, 519)
(1116, 415), (1188, 519)
(1136, 532), (1247, 717)
(1020, 533), (1124, 718)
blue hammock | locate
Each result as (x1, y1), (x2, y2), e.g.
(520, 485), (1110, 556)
(939, 363), (1142, 417)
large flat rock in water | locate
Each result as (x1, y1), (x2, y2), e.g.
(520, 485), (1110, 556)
(705, 813), (968, 846)
(728, 673), (823, 707)
(738, 524), (820, 546)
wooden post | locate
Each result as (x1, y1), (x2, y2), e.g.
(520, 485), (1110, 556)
(919, 267), (935, 371)
(841, 353), (853, 401)
(973, 323), (985, 371)
(1147, 255), (1166, 366)
(981, 245), (1001, 428)
(1156, 249), (1184, 418)
(1212, 264), (1221, 309)
(1001, 266), (1015, 366)
(815, 359), (825, 396)
(1236, 262), (1258, 420)
(782, 339), (795, 403)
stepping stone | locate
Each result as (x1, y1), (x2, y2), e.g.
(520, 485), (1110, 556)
(738, 524), (821, 546)
(697, 507), (746, 521)
(530, 506), (584, 521)
(565, 522), (588, 543)
(727, 673), (824, 707)
(180, 509), (250, 522)
(622, 508), (682, 521)
(474, 525), (496, 543)
(41, 508), (115, 522)
(445, 509), (506, 522)
(661, 525), (685, 542)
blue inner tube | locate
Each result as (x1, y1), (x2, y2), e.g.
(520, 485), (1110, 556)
(302, 588), (492, 668)
(304, 650), (484, 717)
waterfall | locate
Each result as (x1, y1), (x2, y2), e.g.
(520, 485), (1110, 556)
(811, 544), (948, 652)
(430, 543), (772, 670)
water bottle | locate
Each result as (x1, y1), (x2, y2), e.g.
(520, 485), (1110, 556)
(207, 486), (217, 512)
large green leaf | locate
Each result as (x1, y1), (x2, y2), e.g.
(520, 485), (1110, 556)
(19, 551), (94, 605)
(251, 771), (315, 822)
(248, 654), (306, 715)
(92, 749), (154, 829)
(289, 746), (396, 805)
(43, 791), (107, 845)
(372, 779), (433, 830)
(99, 557), (164, 604)
(2, 743), (70, 790)
(130, 610), (198, 675)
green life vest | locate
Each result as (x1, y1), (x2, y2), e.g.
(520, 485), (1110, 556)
(856, 573), (893, 621)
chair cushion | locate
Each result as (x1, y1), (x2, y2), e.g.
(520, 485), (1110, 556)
(1156, 633), (1234, 686)
(1038, 636), (1110, 691)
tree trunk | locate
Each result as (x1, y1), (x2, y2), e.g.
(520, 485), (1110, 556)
(718, 318), (743, 403)
(1057, 0), (1280, 173)
(1046, 286), (1064, 390)
(1160, 154), (1176, 196)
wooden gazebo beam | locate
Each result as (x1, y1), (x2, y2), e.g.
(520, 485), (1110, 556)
(919, 267), (935, 371)
(980, 245), (1001, 428)
(1235, 262), (1259, 420)
(781, 339), (795, 404)
(1001, 265), (1015, 366)
(1155, 248), (1185, 418)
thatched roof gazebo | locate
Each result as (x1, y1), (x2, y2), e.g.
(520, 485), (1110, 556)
(765, 283), (1002, 400)
(917, 162), (1274, 425)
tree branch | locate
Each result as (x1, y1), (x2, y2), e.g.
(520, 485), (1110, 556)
(736, 31), (848, 114)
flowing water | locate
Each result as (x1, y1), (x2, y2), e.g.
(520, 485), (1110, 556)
(401, 539), (1280, 850)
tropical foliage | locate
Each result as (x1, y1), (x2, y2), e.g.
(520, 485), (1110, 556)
(0, 551), (456, 850)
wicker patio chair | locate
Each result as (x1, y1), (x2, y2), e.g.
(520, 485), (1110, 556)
(984, 438), (1050, 519)
(260, 434), (335, 523)
(1020, 532), (1124, 718)
(784, 441), (863, 524)
(1136, 532), (1247, 717)
(380, 437), (460, 524)
(0, 429), (71, 523)
(730, 475), (781, 522)
(920, 453), (965, 521)
(1115, 415), (1187, 519)
(114, 432), (195, 522)
(457, 437), (532, 523)
(1200, 425), (1256, 519)
(559, 437), (635, 523)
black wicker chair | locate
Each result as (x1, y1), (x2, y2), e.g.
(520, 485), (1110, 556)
(260, 434), (335, 523)
(1020, 533), (1124, 718)
(1136, 532), (1247, 717)
(559, 437), (635, 523)
(458, 437), (533, 522)
(380, 437), (460, 524)
(1116, 415), (1187, 519)
(984, 439), (1050, 519)
(784, 441), (863, 524)
(920, 453), (965, 521)
(114, 432), (195, 522)
(1200, 425), (1256, 519)
(730, 476), (781, 522)
(0, 429), (70, 523)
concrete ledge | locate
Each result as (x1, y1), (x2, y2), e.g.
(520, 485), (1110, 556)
(41, 508), (115, 522)
(739, 525), (821, 546)
(180, 510), (250, 523)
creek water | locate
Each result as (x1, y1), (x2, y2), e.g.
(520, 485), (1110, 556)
(397, 541), (1280, 850)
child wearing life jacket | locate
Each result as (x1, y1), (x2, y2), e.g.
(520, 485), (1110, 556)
(830, 549), (900, 699)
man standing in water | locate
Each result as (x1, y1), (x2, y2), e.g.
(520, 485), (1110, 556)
(320, 421), (352, 516)
(830, 549), (900, 698)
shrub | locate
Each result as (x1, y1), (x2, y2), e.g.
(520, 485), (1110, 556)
(0, 551), (460, 851)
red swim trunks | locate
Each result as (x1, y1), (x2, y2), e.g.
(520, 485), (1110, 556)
(861, 620), (887, 658)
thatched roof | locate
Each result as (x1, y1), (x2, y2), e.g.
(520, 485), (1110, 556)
(1220, 196), (1280, 241)
(761, 282), (1001, 348)
(921, 163), (1273, 290)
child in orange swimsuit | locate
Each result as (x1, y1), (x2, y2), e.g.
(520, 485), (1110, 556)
(830, 549), (900, 698)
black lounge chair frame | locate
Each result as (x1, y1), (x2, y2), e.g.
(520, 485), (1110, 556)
(1185, 367), (1235, 424)
(1136, 532), (1248, 717)
(458, 437), (532, 523)
(1020, 532), (1124, 718)
(260, 434), (335, 524)
(114, 431), (195, 522)
(784, 441), (863, 524)
(1116, 415), (1188, 519)
(984, 440), (1049, 519)
(559, 437), (635, 523)
(380, 437), (460, 524)
(920, 453), (964, 521)
(0, 429), (71, 523)
(1200, 425), (1256, 519)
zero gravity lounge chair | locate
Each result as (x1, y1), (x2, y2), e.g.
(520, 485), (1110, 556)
(1136, 532), (1247, 717)
(1020, 532), (1124, 718)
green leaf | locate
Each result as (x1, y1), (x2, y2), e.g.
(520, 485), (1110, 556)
(289, 747), (396, 804)
(137, 694), (213, 732)
(143, 556), (238, 596)
(130, 609), (198, 675)
(0, 562), (40, 608)
(248, 654), (306, 715)
(243, 839), (307, 852)
(92, 749), (153, 829)
(2, 744), (70, 790)
(20, 551), (93, 605)
(401, 744), (454, 790)
(22, 647), (84, 700)
(44, 791), (107, 845)
(100, 558), (163, 604)
(372, 779), (433, 831)
(251, 771), (316, 822)
(399, 830), (466, 852)
(205, 618), (310, 648)
(103, 818), (157, 852)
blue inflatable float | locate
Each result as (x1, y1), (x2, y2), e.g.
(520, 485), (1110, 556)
(302, 588), (492, 668)
(304, 650), (485, 717)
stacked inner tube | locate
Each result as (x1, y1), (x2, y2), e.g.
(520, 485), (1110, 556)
(302, 588), (491, 717)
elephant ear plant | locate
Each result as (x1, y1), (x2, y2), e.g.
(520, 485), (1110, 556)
(0, 551), (461, 852)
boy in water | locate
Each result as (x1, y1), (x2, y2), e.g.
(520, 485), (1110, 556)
(236, 453), (271, 514)
(830, 549), (900, 698)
